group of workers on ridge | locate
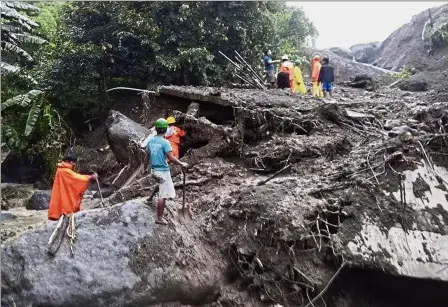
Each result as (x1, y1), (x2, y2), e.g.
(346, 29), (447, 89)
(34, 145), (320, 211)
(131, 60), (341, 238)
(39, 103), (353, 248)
(263, 50), (334, 98)
(48, 116), (187, 226)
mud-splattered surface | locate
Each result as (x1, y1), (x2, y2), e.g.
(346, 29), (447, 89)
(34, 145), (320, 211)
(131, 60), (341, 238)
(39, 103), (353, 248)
(2, 84), (448, 306)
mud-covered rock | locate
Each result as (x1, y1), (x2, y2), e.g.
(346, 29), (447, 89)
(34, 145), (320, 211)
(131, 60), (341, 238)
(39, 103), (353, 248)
(106, 110), (150, 164)
(25, 190), (51, 211)
(350, 42), (381, 64)
(398, 76), (429, 92)
(328, 47), (353, 60)
(1, 200), (223, 307)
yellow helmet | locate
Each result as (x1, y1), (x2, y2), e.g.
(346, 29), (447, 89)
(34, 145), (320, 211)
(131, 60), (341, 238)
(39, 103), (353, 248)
(166, 116), (176, 124)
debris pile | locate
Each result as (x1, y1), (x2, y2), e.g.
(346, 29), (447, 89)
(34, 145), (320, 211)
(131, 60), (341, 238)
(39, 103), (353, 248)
(2, 83), (447, 306)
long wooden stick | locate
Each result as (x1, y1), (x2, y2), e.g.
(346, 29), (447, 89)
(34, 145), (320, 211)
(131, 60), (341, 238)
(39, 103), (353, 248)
(235, 51), (266, 85)
(257, 164), (292, 186)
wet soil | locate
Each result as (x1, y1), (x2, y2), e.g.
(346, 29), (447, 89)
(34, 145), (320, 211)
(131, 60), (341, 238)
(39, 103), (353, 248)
(2, 84), (448, 306)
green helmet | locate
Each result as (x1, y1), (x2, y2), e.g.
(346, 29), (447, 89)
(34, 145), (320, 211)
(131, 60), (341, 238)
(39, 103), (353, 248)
(155, 118), (168, 128)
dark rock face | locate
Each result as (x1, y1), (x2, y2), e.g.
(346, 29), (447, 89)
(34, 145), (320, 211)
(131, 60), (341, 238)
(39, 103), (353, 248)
(350, 42), (381, 64)
(1, 152), (46, 184)
(1, 200), (223, 306)
(26, 191), (51, 211)
(105, 110), (150, 164)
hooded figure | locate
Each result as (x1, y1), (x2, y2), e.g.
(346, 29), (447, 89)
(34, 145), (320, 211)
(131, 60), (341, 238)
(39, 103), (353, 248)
(280, 54), (294, 89)
(311, 55), (324, 98)
(293, 60), (307, 94)
(48, 154), (97, 221)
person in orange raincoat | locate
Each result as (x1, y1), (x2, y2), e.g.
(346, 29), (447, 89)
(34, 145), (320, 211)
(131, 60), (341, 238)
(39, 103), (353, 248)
(311, 55), (324, 98)
(48, 154), (97, 221)
(165, 116), (186, 159)
(280, 54), (294, 90)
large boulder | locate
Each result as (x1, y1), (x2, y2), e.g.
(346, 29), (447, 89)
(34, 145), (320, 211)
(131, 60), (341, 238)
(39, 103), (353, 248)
(1, 200), (223, 306)
(398, 74), (430, 92)
(350, 42), (381, 63)
(105, 110), (150, 164)
(25, 190), (51, 211)
(328, 47), (353, 60)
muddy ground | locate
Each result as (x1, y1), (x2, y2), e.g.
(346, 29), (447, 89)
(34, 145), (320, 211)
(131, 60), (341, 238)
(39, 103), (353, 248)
(2, 84), (448, 307)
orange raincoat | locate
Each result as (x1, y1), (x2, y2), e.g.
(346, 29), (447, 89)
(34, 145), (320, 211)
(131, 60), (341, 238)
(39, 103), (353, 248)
(48, 162), (91, 220)
(165, 125), (186, 159)
(311, 55), (323, 98)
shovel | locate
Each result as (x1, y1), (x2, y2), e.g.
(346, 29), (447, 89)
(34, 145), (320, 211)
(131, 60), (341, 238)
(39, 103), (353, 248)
(177, 169), (193, 222)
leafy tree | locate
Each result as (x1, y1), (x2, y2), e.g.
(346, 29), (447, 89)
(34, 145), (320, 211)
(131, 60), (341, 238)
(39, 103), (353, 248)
(271, 5), (317, 63)
(1, 1), (67, 182)
(43, 1), (290, 128)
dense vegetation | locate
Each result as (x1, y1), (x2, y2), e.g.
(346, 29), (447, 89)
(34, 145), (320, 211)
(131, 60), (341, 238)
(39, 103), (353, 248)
(1, 1), (317, 178)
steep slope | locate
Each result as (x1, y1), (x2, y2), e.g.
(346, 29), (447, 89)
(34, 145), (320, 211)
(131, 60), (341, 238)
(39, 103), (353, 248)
(374, 3), (448, 72)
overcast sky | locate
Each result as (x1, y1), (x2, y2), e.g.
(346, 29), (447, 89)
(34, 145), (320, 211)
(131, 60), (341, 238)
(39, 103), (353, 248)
(288, 1), (446, 49)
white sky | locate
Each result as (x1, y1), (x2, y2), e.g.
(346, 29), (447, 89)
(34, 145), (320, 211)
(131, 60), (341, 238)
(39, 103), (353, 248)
(288, 1), (446, 49)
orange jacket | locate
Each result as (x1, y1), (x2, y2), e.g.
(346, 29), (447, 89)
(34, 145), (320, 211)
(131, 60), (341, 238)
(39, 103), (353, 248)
(165, 125), (186, 158)
(311, 56), (322, 82)
(48, 162), (91, 220)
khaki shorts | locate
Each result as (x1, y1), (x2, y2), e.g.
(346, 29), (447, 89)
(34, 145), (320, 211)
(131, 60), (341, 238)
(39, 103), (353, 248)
(152, 170), (176, 199)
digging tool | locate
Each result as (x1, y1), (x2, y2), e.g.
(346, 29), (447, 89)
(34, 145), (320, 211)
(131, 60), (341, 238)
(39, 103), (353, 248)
(177, 169), (193, 222)
(88, 170), (111, 212)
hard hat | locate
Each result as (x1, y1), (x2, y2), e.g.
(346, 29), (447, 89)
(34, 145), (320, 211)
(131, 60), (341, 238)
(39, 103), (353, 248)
(166, 116), (176, 124)
(155, 118), (168, 128)
(281, 54), (289, 60)
(313, 55), (321, 60)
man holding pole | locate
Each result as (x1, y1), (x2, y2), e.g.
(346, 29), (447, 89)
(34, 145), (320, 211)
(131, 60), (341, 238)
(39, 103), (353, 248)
(263, 50), (280, 88)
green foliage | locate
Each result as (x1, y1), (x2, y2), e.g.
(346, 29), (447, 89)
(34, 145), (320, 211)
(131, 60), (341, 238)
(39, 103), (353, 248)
(393, 66), (413, 81)
(270, 5), (317, 61)
(2, 1), (317, 178)
(1, 1), (65, 175)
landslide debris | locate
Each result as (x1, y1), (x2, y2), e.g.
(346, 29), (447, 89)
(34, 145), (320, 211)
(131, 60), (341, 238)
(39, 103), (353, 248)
(2, 84), (448, 307)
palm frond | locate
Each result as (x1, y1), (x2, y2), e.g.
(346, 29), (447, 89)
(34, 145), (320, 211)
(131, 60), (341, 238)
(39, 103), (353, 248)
(1, 5), (39, 28)
(0, 61), (21, 74)
(4, 2), (39, 11)
(1, 24), (19, 33)
(24, 99), (43, 136)
(2, 42), (34, 61)
(15, 33), (47, 44)
(1, 90), (43, 111)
